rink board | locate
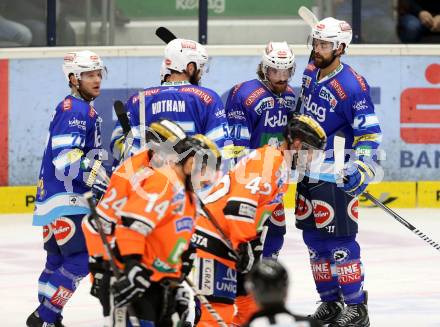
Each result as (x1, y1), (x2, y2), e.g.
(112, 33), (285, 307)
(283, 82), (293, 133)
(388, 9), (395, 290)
(1, 181), (439, 214)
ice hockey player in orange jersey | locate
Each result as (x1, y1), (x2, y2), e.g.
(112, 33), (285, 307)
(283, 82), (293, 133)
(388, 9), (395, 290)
(192, 114), (327, 326)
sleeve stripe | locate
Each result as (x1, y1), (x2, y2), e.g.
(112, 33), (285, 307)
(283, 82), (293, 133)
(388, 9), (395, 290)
(206, 126), (225, 141)
(52, 134), (81, 150)
(52, 149), (83, 170)
(118, 210), (156, 230)
(227, 197), (258, 207)
(224, 214), (254, 223)
(352, 114), (380, 130)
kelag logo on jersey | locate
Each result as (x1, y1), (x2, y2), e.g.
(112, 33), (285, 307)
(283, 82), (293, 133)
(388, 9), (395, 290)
(400, 64), (440, 144)
(303, 94), (327, 122)
(263, 110), (287, 128)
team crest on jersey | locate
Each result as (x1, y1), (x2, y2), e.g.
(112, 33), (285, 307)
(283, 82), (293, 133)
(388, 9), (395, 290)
(332, 248), (351, 263)
(245, 87), (266, 107)
(319, 86), (338, 109)
(312, 200), (335, 228)
(295, 194), (312, 220)
(175, 216), (193, 233)
(62, 98), (72, 111)
(52, 217), (76, 245)
(303, 75), (312, 88)
(329, 79), (347, 100)
(254, 97), (274, 115)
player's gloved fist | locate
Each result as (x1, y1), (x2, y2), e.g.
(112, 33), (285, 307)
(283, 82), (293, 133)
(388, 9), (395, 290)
(89, 256), (111, 299)
(112, 260), (153, 308)
(175, 285), (191, 321)
(342, 160), (374, 197)
(180, 244), (196, 278)
(91, 178), (107, 201)
(236, 239), (262, 274)
(86, 214), (115, 235)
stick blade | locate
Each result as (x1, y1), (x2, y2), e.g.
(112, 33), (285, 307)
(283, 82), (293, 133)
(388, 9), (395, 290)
(155, 27), (178, 44)
(298, 6), (318, 27)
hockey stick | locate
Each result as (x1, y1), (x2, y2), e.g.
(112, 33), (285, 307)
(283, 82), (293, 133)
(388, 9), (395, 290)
(363, 192), (440, 252)
(184, 277), (228, 327)
(155, 26), (178, 44)
(294, 6), (318, 113)
(84, 192), (141, 326)
(114, 100), (130, 136)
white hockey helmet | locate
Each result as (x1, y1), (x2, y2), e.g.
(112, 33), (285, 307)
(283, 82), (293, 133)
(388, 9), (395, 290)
(160, 61), (171, 84)
(62, 50), (106, 82)
(261, 41), (296, 78)
(311, 17), (353, 50)
(164, 38), (209, 75)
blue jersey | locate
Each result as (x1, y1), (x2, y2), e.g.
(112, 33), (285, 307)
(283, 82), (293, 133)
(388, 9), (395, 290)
(224, 79), (296, 159)
(111, 81), (229, 161)
(33, 95), (103, 226)
(300, 62), (382, 182)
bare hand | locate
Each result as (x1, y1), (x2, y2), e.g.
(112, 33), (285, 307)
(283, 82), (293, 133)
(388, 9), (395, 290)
(431, 15), (440, 32)
(419, 10), (434, 29)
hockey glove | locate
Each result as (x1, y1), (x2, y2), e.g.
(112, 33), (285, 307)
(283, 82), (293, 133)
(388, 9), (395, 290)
(175, 285), (191, 322)
(180, 244), (197, 279)
(236, 239), (262, 274)
(112, 260), (153, 308)
(342, 160), (375, 197)
(89, 256), (111, 300)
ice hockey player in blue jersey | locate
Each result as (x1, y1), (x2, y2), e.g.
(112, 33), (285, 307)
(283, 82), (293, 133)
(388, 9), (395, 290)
(27, 51), (108, 327)
(295, 18), (382, 327)
(224, 41), (296, 325)
(111, 38), (230, 167)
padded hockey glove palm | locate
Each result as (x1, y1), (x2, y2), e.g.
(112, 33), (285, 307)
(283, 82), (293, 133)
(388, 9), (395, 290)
(112, 260), (153, 308)
(342, 160), (374, 197)
(236, 239), (262, 274)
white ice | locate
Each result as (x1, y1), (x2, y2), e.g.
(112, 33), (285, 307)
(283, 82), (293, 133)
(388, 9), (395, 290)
(0, 208), (439, 326)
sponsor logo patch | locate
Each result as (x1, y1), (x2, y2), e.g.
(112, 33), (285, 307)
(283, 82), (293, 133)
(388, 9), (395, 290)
(50, 286), (73, 307)
(52, 217), (76, 246)
(319, 86), (338, 109)
(303, 75), (312, 88)
(245, 87), (266, 107)
(254, 97), (275, 115)
(312, 200), (335, 228)
(349, 67), (367, 91)
(311, 260), (333, 282)
(347, 198), (359, 222)
(337, 262), (362, 284)
(43, 225), (52, 243)
(180, 87), (213, 104)
(175, 216), (193, 233)
(295, 194), (313, 220)
(352, 98), (368, 111)
(62, 98), (72, 111)
(332, 248), (351, 263)
(329, 79), (347, 100)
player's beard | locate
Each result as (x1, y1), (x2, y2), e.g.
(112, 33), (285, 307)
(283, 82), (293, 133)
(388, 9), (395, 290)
(313, 51), (337, 69)
(268, 80), (288, 94)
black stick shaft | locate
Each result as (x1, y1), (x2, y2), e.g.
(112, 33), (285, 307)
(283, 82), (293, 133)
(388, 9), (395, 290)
(84, 192), (141, 326)
(364, 192), (440, 252)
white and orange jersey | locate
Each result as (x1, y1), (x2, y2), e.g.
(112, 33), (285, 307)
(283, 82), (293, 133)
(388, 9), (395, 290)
(115, 165), (197, 282)
(194, 145), (289, 267)
(82, 149), (152, 258)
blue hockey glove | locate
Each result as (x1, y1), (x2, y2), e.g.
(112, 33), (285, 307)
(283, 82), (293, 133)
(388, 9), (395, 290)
(342, 160), (374, 197)
(112, 260), (152, 308)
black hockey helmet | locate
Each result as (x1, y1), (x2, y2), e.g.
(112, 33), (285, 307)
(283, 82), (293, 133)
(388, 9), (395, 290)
(245, 260), (289, 306)
(283, 114), (327, 150)
(176, 134), (222, 170)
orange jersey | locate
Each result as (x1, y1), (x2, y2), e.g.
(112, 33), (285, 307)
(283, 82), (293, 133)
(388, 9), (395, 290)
(82, 149), (151, 258)
(115, 166), (197, 282)
(194, 145), (288, 267)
